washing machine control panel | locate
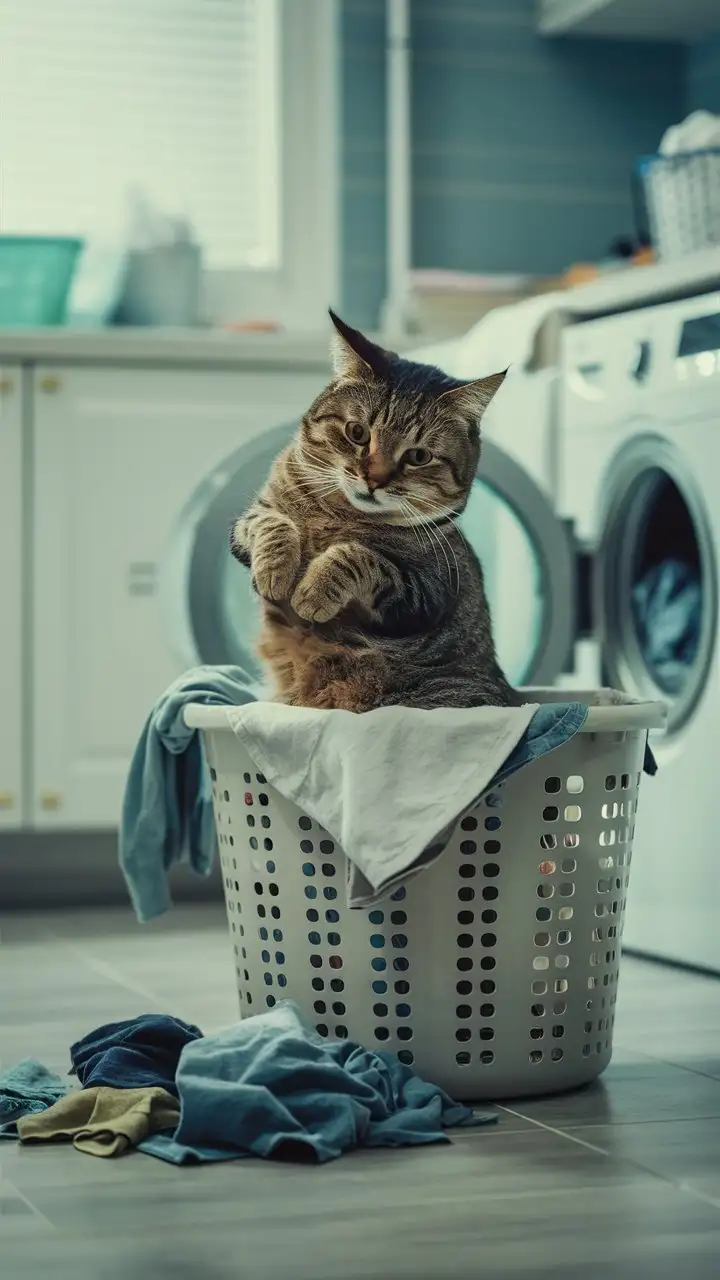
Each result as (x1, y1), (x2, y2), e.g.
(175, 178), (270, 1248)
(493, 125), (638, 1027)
(561, 291), (720, 430)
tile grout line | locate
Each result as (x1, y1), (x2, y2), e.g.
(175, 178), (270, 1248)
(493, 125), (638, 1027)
(497, 1104), (720, 1214)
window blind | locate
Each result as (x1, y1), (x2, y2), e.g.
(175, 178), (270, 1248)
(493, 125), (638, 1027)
(0, 0), (280, 268)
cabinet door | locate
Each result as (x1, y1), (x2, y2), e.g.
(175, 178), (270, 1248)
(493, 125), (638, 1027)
(0, 366), (23, 828)
(32, 364), (326, 828)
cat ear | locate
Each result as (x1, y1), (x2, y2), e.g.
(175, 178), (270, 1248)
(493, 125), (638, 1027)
(328, 309), (395, 381)
(439, 369), (508, 420)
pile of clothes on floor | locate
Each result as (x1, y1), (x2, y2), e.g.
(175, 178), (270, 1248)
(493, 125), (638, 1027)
(0, 1002), (495, 1164)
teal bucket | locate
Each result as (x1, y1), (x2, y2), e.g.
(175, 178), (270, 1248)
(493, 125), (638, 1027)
(0, 236), (84, 327)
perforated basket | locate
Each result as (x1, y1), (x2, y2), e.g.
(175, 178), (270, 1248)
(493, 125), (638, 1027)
(186, 691), (665, 1101)
(639, 149), (720, 260)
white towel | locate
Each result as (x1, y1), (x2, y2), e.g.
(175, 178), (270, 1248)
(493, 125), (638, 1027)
(226, 701), (537, 906)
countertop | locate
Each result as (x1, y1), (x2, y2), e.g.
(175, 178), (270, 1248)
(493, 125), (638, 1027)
(0, 326), (332, 371)
(1, 247), (719, 370)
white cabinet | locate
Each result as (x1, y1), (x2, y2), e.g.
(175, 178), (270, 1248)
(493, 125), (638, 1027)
(31, 363), (325, 828)
(0, 365), (23, 828)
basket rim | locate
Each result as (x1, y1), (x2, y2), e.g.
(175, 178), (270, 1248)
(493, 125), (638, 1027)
(184, 694), (666, 734)
(637, 147), (720, 173)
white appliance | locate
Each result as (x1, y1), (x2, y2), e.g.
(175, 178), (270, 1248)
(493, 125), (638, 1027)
(558, 293), (720, 972)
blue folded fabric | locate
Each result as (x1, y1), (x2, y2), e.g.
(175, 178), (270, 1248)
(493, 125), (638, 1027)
(632, 558), (701, 696)
(138, 1001), (495, 1165)
(0, 1059), (69, 1139)
(120, 664), (263, 921)
(490, 702), (656, 785)
(71, 1014), (202, 1095)
(491, 701), (588, 787)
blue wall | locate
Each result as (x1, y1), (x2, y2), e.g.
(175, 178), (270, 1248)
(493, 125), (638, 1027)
(687, 32), (720, 113)
(341, 0), (684, 329)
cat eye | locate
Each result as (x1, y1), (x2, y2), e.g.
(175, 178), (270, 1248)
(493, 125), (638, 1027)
(345, 421), (370, 446)
(404, 447), (433, 467)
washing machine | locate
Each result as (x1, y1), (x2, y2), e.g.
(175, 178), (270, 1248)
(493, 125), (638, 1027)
(558, 292), (720, 972)
(165, 342), (577, 697)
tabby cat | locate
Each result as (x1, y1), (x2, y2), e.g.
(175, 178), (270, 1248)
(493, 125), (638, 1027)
(230, 311), (521, 712)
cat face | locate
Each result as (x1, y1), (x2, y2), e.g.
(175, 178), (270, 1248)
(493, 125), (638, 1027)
(296, 312), (506, 524)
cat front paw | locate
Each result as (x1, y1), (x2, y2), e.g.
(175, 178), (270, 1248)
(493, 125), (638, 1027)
(290, 553), (353, 623)
(252, 529), (302, 603)
(254, 558), (298, 604)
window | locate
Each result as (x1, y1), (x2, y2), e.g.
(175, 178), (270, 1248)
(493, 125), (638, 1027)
(0, 0), (338, 326)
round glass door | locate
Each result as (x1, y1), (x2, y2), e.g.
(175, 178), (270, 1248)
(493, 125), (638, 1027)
(177, 432), (574, 688)
(598, 435), (716, 733)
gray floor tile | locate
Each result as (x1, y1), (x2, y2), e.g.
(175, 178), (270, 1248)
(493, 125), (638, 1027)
(1, 903), (719, 1280)
(503, 1061), (720, 1128)
(569, 1117), (720, 1200)
(3, 1178), (720, 1280)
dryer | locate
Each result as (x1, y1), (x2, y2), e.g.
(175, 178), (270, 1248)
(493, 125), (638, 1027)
(558, 293), (720, 972)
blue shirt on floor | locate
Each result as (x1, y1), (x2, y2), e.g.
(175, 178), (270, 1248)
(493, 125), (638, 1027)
(70, 1014), (202, 1096)
(139, 1001), (496, 1164)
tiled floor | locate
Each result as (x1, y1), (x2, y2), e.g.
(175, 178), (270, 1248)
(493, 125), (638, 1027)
(1, 903), (719, 1279)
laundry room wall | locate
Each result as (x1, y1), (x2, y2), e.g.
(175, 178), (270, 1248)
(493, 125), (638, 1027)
(686, 31), (720, 113)
(340, 0), (685, 330)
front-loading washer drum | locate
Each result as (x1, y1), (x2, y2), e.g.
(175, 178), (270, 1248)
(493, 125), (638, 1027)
(596, 434), (717, 734)
(169, 425), (577, 690)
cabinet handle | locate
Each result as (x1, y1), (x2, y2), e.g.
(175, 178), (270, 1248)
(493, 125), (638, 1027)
(0, 790), (15, 809)
(0, 376), (14, 395)
(39, 791), (63, 811)
(39, 374), (62, 394)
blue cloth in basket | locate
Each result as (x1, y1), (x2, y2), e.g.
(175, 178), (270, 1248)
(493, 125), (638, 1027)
(70, 1014), (202, 1096)
(120, 665), (263, 921)
(138, 1001), (494, 1165)
(0, 1059), (70, 1139)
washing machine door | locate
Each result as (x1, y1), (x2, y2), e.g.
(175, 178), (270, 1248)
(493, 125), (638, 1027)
(169, 425), (575, 687)
(596, 433), (717, 734)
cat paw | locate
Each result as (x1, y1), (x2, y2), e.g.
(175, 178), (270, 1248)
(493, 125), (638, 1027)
(254, 559), (297, 604)
(290, 556), (351, 623)
(253, 532), (301, 603)
(290, 576), (342, 623)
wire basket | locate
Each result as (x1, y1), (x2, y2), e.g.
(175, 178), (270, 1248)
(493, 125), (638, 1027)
(638, 149), (720, 260)
(0, 236), (83, 326)
(187, 692), (665, 1101)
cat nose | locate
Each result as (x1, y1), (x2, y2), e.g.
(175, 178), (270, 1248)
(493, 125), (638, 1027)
(365, 452), (391, 490)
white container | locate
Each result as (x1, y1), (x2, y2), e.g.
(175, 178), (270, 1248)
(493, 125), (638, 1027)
(641, 149), (720, 260)
(186, 691), (665, 1100)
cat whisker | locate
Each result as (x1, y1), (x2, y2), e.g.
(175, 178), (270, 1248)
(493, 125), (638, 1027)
(396, 498), (429, 563)
(294, 475), (339, 500)
(401, 498), (458, 592)
(398, 499), (442, 577)
(422, 520), (453, 588)
(429, 518), (461, 595)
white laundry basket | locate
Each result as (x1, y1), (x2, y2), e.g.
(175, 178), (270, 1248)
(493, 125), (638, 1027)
(186, 691), (665, 1101)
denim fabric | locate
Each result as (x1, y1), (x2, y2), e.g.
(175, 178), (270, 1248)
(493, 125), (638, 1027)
(490, 701), (589, 789)
(119, 665), (262, 921)
(71, 1015), (202, 1096)
(138, 1001), (495, 1165)
(0, 1059), (69, 1139)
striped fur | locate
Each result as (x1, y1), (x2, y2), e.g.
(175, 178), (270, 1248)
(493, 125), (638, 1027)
(230, 314), (520, 712)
